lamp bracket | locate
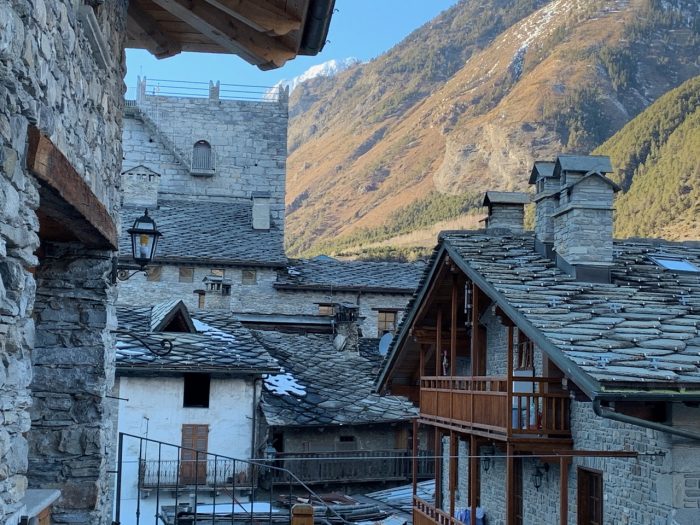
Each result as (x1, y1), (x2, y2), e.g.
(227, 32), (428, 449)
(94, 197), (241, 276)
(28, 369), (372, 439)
(113, 329), (174, 357)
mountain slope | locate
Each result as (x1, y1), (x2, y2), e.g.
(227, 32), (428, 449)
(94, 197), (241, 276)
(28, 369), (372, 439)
(286, 0), (700, 257)
(595, 75), (700, 240)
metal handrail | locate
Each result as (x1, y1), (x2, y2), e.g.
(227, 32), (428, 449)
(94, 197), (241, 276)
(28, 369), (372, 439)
(114, 432), (351, 525)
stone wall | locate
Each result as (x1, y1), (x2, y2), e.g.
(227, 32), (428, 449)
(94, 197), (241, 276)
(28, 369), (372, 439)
(30, 244), (117, 524)
(118, 263), (412, 337)
(122, 91), (288, 225)
(487, 205), (525, 232)
(0, 1), (126, 523)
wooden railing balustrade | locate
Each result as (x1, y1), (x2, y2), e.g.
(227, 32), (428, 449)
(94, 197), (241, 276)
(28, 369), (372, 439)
(420, 376), (570, 438)
(414, 496), (463, 525)
(269, 449), (434, 485)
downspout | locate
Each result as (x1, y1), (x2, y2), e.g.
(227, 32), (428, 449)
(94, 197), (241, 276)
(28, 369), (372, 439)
(251, 377), (261, 460)
(593, 399), (700, 441)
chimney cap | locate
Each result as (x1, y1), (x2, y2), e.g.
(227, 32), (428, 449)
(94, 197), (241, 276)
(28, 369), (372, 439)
(528, 161), (556, 184)
(482, 191), (530, 207)
(553, 155), (613, 179)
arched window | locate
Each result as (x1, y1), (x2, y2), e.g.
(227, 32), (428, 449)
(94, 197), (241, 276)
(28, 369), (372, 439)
(191, 140), (214, 175)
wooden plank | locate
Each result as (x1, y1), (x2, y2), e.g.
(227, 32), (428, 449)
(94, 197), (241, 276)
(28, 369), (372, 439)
(204, 0), (302, 35)
(128, 1), (182, 58)
(436, 309), (442, 376)
(26, 125), (117, 250)
(507, 326), (514, 438)
(151, 0), (295, 67)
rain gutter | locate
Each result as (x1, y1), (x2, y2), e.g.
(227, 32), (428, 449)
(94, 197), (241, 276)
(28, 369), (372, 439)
(593, 400), (700, 442)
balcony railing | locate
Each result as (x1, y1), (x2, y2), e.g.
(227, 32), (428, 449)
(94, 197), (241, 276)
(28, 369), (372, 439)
(269, 449), (435, 485)
(414, 496), (462, 525)
(140, 458), (252, 488)
(420, 376), (570, 438)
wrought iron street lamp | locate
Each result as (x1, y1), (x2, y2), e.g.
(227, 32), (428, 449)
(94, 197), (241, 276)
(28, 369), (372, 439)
(114, 209), (162, 281)
(128, 209), (162, 267)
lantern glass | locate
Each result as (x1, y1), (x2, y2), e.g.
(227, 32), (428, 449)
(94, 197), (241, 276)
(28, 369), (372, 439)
(127, 210), (162, 268)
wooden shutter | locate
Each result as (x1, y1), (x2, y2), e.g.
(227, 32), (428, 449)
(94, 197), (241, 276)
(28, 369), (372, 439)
(181, 424), (209, 484)
(578, 468), (603, 525)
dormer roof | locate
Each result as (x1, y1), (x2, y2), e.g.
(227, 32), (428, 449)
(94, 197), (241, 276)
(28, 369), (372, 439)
(528, 161), (556, 184)
(553, 155), (613, 179)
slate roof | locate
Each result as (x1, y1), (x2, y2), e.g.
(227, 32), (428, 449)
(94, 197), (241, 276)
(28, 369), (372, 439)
(482, 191), (530, 206)
(528, 161), (556, 184)
(554, 155), (613, 177)
(115, 304), (279, 375)
(197, 313), (418, 427)
(381, 231), (700, 398)
(119, 200), (287, 267)
(274, 259), (425, 293)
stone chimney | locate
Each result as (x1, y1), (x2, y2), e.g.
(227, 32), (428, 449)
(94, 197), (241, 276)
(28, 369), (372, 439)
(251, 192), (271, 230)
(529, 161), (558, 258)
(482, 191), (530, 232)
(333, 303), (360, 353)
(121, 165), (160, 208)
(550, 155), (620, 281)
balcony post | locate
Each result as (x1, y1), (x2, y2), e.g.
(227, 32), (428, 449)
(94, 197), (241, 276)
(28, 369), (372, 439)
(450, 274), (457, 376)
(507, 326), (514, 438)
(559, 457), (569, 525)
(449, 431), (457, 519)
(469, 435), (478, 523)
(436, 309), (443, 376)
(506, 443), (515, 525)
(412, 419), (419, 495)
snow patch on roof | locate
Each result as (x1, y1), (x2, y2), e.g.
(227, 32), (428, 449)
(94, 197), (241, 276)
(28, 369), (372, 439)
(193, 318), (237, 344)
(264, 372), (306, 397)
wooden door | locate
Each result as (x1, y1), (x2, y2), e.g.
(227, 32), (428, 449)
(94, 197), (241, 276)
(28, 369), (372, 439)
(181, 424), (208, 484)
(578, 468), (603, 525)
(513, 458), (523, 525)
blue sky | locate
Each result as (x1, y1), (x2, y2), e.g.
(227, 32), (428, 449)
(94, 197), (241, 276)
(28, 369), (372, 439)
(124, 0), (459, 97)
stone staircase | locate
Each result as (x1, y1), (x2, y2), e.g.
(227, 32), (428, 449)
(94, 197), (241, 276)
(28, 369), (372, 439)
(127, 102), (191, 171)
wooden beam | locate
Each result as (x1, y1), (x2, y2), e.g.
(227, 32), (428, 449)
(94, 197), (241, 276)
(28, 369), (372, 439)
(469, 436), (478, 523)
(450, 274), (458, 376)
(506, 443), (515, 525)
(26, 126), (117, 250)
(436, 309), (442, 376)
(128, 2), (182, 59)
(449, 432), (457, 519)
(507, 325), (514, 438)
(559, 456), (568, 525)
(151, 0), (296, 68)
(204, 0), (301, 36)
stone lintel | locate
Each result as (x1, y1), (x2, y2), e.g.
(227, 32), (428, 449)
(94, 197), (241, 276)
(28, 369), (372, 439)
(26, 126), (118, 250)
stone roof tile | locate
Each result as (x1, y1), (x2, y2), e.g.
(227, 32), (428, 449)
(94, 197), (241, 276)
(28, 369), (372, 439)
(119, 200), (286, 267)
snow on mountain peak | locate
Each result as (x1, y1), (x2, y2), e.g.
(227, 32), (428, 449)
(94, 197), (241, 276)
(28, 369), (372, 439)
(273, 57), (361, 94)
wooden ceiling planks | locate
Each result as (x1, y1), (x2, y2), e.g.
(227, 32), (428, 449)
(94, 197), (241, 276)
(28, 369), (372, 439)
(126, 0), (329, 68)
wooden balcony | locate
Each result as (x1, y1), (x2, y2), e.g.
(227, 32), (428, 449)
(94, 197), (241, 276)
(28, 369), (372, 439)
(420, 376), (571, 446)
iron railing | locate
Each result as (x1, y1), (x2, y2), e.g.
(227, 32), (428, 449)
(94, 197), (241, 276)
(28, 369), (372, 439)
(114, 433), (424, 525)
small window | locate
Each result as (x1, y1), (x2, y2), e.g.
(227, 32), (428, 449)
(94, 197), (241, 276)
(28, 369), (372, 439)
(191, 140), (214, 175)
(377, 310), (398, 334)
(336, 435), (357, 451)
(650, 256), (700, 273)
(147, 266), (162, 282)
(222, 284), (231, 296)
(179, 267), (194, 283)
(242, 270), (257, 285)
(211, 269), (224, 277)
(318, 304), (334, 316)
(183, 373), (210, 408)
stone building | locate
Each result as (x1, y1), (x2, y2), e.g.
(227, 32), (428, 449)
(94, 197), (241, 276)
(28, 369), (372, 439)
(118, 82), (424, 338)
(378, 155), (700, 525)
(0, 1), (334, 523)
(196, 309), (430, 488)
(114, 300), (279, 514)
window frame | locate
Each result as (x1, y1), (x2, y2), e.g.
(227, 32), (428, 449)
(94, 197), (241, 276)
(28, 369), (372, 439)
(183, 373), (211, 408)
(377, 310), (398, 334)
(179, 267), (194, 283)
